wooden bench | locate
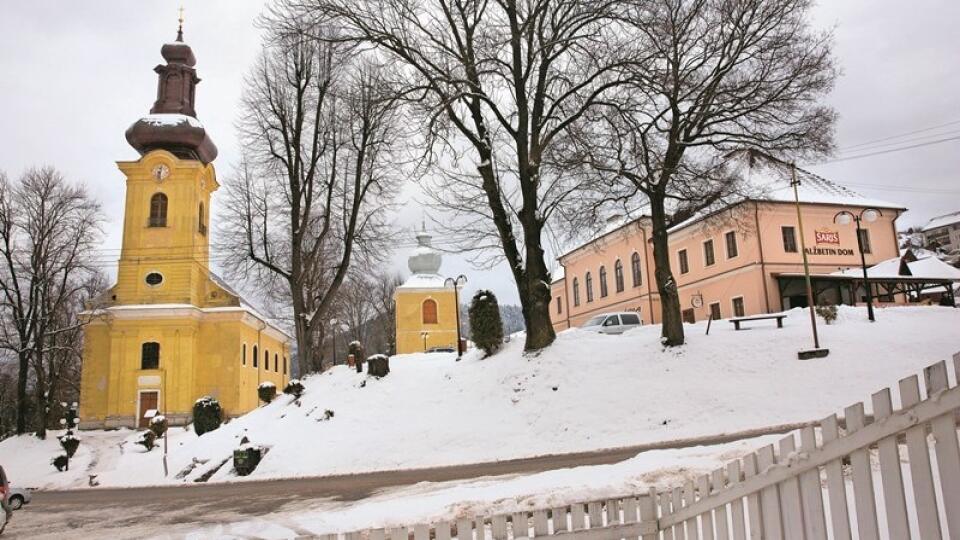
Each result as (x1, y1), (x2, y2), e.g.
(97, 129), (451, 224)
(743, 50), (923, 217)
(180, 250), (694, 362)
(730, 313), (786, 331)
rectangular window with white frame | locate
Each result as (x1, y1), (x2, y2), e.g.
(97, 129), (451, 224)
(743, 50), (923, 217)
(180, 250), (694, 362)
(782, 226), (798, 253)
(857, 229), (872, 254)
(703, 239), (716, 267)
(725, 231), (738, 259)
(732, 296), (745, 318)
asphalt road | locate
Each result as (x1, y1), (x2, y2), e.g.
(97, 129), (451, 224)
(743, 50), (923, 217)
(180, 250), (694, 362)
(7, 421), (811, 539)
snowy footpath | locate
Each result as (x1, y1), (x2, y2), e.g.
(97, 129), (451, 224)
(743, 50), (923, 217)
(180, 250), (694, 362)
(2, 306), (959, 492)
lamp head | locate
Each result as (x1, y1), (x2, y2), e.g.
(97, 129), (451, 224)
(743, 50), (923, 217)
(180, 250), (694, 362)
(834, 212), (853, 226)
(862, 208), (881, 223)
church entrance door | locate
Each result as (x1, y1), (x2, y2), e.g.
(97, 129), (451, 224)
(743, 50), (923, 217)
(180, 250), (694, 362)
(138, 391), (158, 429)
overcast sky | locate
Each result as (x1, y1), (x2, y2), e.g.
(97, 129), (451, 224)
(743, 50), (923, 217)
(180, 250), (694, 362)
(1, 1), (958, 306)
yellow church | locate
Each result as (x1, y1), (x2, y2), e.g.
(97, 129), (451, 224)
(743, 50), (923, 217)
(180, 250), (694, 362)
(395, 228), (461, 354)
(79, 28), (289, 429)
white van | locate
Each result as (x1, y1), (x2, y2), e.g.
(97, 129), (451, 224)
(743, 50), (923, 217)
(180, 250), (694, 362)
(580, 312), (642, 335)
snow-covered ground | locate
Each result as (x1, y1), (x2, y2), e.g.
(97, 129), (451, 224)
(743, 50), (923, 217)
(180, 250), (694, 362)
(2, 305), (959, 491)
(177, 435), (783, 538)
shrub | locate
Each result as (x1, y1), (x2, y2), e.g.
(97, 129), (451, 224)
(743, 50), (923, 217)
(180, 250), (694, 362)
(367, 354), (390, 377)
(149, 415), (168, 438)
(815, 304), (838, 325)
(192, 396), (223, 436)
(59, 431), (80, 458)
(468, 290), (504, 357)
(283, 379), (305, 398)
(233, 443), (263, 476)
(52, 454), (69, 472)
(136, 430), (157, 451)
(258, 381), (277, 403)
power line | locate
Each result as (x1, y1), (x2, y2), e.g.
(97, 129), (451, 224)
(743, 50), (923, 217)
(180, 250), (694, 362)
(834, 128), (960, 155)
(837, 118), (960, 151)
(813, 134), (960, 165)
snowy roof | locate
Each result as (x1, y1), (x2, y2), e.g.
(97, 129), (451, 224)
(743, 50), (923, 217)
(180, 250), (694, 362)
(832, 253), (960, 281)
(138, 113), (203, 129)
(556, 151), (905, 266)
(922, 211), (960, 232)
(397, 273), (449, 290)
(727, 152), (904, 210)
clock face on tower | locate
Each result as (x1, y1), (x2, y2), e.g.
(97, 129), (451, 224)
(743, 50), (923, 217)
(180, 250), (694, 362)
(151, 164), (170, 181)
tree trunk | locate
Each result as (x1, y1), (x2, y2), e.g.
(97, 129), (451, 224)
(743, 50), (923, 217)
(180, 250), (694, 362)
(520, 233), (556, 351)
(294, 309), (315, 377)
(650, 195), (685, 346)
(15, 352), (28, 435)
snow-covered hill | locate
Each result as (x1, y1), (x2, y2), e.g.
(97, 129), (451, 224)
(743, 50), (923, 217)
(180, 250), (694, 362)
(3, 305), (959, 490)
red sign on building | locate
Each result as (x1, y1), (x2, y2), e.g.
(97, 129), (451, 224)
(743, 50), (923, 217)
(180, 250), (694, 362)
(814, 229), (840, 245)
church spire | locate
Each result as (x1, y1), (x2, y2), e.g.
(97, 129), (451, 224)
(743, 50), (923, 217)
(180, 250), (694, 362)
(124, 20), (218, 164)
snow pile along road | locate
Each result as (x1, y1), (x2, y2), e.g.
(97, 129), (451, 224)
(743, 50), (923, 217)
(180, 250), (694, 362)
(2, 305), (959, 489)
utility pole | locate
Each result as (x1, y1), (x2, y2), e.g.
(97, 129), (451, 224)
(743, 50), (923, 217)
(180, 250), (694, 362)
(791, 163), (829, 360)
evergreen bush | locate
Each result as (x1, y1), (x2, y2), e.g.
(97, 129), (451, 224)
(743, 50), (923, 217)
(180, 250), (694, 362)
(136, 430), (157, 451)
(815, 304), (838, 325)
(149, 415), (168, 438)
(468, 289), (504, 356)
(283, 379), (305, 398)
(52, 454), (69, 472)
(59, 431), (80, 458)
(233, 443), (263, 476)
(258, 381), (277, 403)
(192, 396), (223, 436)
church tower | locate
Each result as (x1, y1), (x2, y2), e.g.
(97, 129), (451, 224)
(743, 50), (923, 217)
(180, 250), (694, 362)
(79, 23), (290, 430)
(394, 227), (460, 354)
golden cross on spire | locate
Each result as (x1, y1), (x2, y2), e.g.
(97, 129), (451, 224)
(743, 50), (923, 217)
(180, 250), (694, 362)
(176, 6), (185, 41)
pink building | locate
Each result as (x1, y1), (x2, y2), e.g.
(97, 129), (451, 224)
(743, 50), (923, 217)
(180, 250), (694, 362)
(550, 158), (910, 331)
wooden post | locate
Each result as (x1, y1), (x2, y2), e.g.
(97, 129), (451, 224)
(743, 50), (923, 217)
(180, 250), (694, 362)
(791, 163), (828, 359)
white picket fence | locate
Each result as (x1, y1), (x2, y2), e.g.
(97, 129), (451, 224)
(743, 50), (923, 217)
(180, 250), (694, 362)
(330, 353), (960, 540)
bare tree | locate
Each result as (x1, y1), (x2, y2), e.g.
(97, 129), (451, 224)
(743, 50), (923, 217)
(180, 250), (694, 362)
(284, 0), (636, 351)
(334, 275), (377, 345)
(370, 272), (402, 355)
(220, 21), (403, 375)
(0, 168), (103, 436)
(571, 0), (836, 345)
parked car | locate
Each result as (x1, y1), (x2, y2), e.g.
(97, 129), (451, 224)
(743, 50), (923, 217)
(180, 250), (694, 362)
(6, 488), (29, 511)
(580, 312), (642, 335)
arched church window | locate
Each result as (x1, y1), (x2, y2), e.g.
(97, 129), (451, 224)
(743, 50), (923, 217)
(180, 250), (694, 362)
(585, 272), (594, 302)
(599, 266), (608, 298)
(631, 252), (642, 287)
(198, 202), (207, 235)
(614, 260), (624, 293)
(141, 342), (160, 370)
(149, 193), (168, 227)
(422, 299), (438, 324)
(242, 344), (247, 366)
(264, 349), (270, 371)
(274, 353), (279, 373)
(253, 345), (259, 368)
(572, 278), (580, 307)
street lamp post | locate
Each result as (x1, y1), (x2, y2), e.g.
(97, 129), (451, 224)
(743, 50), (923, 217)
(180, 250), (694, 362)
(834, 208), (882, 322)
(329, 318), (338, 365)
(444, 274), (468, 360)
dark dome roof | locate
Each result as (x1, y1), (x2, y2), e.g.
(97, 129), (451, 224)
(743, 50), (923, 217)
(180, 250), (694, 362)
(126, 32), (216, 164)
